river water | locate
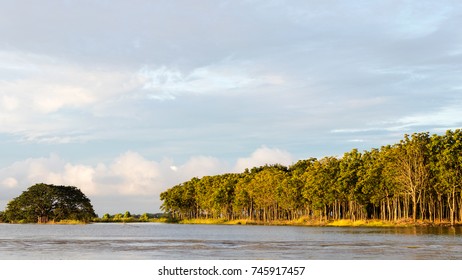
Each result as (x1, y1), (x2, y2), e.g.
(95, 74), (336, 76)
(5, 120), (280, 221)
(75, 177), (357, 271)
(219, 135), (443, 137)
(0, 223), (461, 259)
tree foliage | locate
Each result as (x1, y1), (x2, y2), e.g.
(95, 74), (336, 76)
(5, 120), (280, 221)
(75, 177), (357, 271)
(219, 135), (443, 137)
(160, 130), (462, 225)
(4, 183), (96, 223)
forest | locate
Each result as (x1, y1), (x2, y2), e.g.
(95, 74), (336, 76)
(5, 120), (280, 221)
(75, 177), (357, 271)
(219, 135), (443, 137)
(160, 130), (462, 225)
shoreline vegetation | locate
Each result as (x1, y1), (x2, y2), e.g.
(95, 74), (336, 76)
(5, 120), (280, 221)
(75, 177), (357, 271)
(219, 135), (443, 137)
(2, 130), (462, 229)
(170, 217), (461, 227)
(92, 213), (462, 227)
(3, 218), (461, 227)
(88, 217), (462, 227)
(3, 212), (461, 227)
(160, 130), (462, 226)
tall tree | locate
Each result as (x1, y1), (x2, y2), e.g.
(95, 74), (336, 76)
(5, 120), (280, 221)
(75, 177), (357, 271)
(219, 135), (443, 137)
(394, 133), (431, 222)
(430, 130), (462, 225)
(160, 130), (462, 225)
(302, 157), (339, 221)
(339, 149), (364, 220)
(5, 183), (96, 223)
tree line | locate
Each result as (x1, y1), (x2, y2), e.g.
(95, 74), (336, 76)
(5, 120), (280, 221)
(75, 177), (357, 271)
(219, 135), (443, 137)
(95, 211), (164, 223)
(160, 130), (462, 225)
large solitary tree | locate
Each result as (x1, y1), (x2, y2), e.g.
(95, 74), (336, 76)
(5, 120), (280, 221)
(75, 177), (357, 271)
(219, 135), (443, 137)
(4, 183), (96, 223)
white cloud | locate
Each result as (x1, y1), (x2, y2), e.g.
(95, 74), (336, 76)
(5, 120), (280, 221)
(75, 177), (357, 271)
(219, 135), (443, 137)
(0, 95), (19, 111)
(47, 163), (98, 196)
(397, 104), (462, 128)
(176, 156), (227, 179)
(1, 177), (18, 188)
(0, 152), (226, 210)
(0, 50), (43, 73)
(234, 146), (294, 172)
(0, 147), (295, 213)
(0, 50), (288, 144)
(106, 151), (162, 195)
(139, 61), (285, 100)
(329, 102), (462, 147)
(0, 50), (147, 142)
(348, 139), (365, 143)
(0, 55), (99, 114)
(0, 153), (157, 198)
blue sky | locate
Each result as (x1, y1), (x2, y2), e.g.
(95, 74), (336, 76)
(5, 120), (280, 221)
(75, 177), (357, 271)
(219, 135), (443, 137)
(1, 0), (461, 215)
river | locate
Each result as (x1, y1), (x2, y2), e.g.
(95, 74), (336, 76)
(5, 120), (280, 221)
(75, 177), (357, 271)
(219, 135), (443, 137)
(1, 223), (461, 259)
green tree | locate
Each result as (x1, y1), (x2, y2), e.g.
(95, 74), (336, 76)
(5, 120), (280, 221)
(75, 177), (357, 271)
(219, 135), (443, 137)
(102, 213), (111, 221)
(212, 174), (238, 220)
(124, 211), (132, 218)
(247, 167), (287, 222)
(140, 213), (150, 222)
(4, 183), (96, 223)
(430, 130), (462, 225)
(397, 133), (431, 221)
(339, 149), (364, 220)
(233, 172), (254, 220)
(113, 213), (123, 221)
(159, 130), (462, 225)
(302, 157), (339, 221)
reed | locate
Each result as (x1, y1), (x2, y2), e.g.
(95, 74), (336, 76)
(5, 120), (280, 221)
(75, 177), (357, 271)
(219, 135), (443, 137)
(327, 219), (404, 227)
(52, 219), (89, 225)
(179, 218), (227, 224)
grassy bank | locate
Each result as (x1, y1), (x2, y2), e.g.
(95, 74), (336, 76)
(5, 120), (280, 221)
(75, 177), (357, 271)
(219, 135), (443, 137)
(92, 217), (169, 223)
(4, 217), (458, 227)
(46, 219), (90, 225)
(167, 217), (460, 227)
(327, 219), (404, 227)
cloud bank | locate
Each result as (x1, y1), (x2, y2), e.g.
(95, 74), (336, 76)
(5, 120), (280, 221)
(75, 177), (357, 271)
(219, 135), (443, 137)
(0, 147), (293, 214)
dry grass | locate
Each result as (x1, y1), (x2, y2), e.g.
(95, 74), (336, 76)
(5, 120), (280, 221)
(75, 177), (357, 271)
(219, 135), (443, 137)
(156, 217), (462, 227)
(179, 218), (227, 224)
(50, 219), (89, 225)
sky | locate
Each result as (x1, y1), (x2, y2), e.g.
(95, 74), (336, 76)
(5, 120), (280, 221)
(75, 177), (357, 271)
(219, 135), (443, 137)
(1, 0), (462, 215)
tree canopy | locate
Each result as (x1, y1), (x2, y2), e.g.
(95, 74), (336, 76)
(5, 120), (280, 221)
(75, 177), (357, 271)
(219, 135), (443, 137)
(4, 183), (96, 223)
(160, 129), (462, 225)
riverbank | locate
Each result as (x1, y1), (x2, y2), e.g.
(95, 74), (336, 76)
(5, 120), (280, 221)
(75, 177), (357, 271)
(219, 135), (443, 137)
(172, 218), (461, 227)
(92, 217), (168, 223)
(4, 216), (458, 227)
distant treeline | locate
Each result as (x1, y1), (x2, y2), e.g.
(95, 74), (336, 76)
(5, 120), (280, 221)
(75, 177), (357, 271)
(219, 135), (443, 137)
(160, 130), (462, 225)
(94, 211), (164, 223)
